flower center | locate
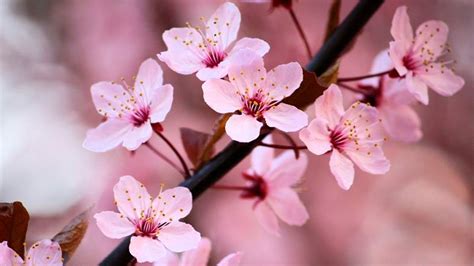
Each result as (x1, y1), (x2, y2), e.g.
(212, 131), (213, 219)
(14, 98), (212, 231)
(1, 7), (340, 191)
(402, 54), (423, 71)
(330, 126), (349, 151)
(240, 173), (268, 200)
(203, 50), (227, 68)
(130, 106), (150, 127)
(134, 216), (170, 239)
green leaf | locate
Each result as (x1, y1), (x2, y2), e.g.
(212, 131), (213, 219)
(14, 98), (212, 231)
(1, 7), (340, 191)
(52, 208), (90, 262)
(0, 202), (29, 258)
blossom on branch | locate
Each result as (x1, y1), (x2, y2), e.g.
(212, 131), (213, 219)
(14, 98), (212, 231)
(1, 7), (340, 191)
(158, 2), (270, 81)
(83, 59), (173, 152)
(389, 6), (464, 105)
(0, 240), (63, 266)
(299, 85), (390, 190)
(202, 49), (308, 142)
(94, 176), (200, 263)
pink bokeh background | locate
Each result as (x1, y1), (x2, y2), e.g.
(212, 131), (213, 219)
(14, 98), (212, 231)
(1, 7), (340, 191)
(0, 0), (472, 265)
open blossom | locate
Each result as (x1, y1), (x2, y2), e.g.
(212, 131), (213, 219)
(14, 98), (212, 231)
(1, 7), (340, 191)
(0, 240), (62, 266)
(153, 237), (242, 266)
(158, 2), (270, 81)
(202, 49), (308, 142)
(94, 176), (200, 263)
(389, 6), (464, 105)
(358, 50), (422, 142)
(83, 59), (173, 152)
(299, 85), (390, 190)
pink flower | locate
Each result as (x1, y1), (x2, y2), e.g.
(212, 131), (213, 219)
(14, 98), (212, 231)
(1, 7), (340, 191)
(299, 84), (390, 190)
(153, 237), (242, 266)
(0, 240), (63, 266)
(389, 6), (464, 105)
(358, 50), (422, 142)
(237, 135), (309, 236)
(83, 58), (173, 152)
(94, 176), (200, 263)
(158, 2), (270, 81)
(202, 49), (308, 142)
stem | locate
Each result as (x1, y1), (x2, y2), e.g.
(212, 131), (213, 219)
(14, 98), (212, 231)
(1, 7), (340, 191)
(155, 131), (191, 178)
(212, 184), (248, 191)
(337, 69), (393, 82)
(288, 8), (312, 60)
(276, 131), (301, 159)
(337, 82), (371, 94)
(144, 142), (185, 177)
(259, 142), (307, 150)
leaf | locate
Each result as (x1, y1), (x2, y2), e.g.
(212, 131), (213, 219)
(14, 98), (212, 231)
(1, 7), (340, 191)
(52, 208), (90, 262)
(317, 59), (340, 87)
(323, 0), (341, 42)
(180, 128), (213, 168)
(284, 69), (326, 109)
(0, 202), (29, 258)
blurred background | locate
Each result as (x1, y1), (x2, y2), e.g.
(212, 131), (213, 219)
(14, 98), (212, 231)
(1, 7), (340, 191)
(0, 0), (472, 265)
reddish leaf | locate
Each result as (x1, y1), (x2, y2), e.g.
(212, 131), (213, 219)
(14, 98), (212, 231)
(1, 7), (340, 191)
(0, 202), (29, 258)
(52, 208), (90, 262)
(284, 68), (327, 109)
(180, 128), (213, 168)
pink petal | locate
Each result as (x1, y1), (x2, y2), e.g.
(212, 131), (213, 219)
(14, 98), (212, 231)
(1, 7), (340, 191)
(0, 241), (24, 265)
(225, 114), (263, 143)
(266, 151), (307, 188)
(134, 58), (164, 106)
(250, 135), (274, 176)
(25, 240), (62, 266)
(418, 65), (465, 97)
(216, 252), (243, 266)
(152, 186), (193, 222)
(83, 118), (132, 152)
(149, 84), (174, 123)
(254, 202), (280, 236)
(158, 222), (201, 253)
(113, 175), (152, 221)
(382, 78), (417, 105)
(122, 122), (153, 150)
(90, 81), (131, 118)
(206, 2), (241, 50)
(266, 188), (309, 226)
(299, 118), (332, 155)
(202, 79), (242, 114)
(152, 251), (180, 266)
(413, 20), (448, 58)
(227, 49), (266, 96)
(346, 146), (390, 175)
(389, 41), (409, 76)
(230, 37), (270, 57)
(379, 104), (422, 142)
(179, 237), (212, 266)
(390, 6), (413, 50)
(264, 62), (303, 100)
(158, 27), (204, 75)
(263, 103), (308, 132)
(314, 84), (344, 128)
(196, 63), (230, 81)
(329, 150), (355, 190)
(359, 49), (393, 88)
(129, 236), (166, 263)
(406, 71), (429, 105)
(94, 211), (135, 239)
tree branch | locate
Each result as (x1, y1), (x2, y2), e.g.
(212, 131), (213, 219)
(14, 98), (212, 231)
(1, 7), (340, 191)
(99, 0), (384, 264)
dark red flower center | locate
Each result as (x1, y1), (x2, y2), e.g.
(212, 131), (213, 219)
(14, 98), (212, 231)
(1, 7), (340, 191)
(203, 50), (227, 68)
(240, 173), (268, 200)
(130, 106), (150, 127)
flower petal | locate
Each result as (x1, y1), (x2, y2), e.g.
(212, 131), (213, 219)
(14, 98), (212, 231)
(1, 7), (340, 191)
(346, 146), (390, 175)
(83, 118), (132, 152)
(25, 240), (62, 266)
(129, 236), (166, 263)
(196, 63), (230, 81)
(230, 37), (270, 57)
(299, 118), (332, 155)
(225, 114), (263, 143)
(0, 241), (24, 265)
(379, 104), (422, 142)
(314, 84), (344, 128)
(263, 103), (308, 132)
(158, 222), (201, 253)
(329, 150), (355, 190)
(134, 58), (163, 105)
(250, 135), (274, 176)
(413, 20), (448, 58)
(418, 65), (465, 97)
(390, 6), (413, 50)
(266, 151), (307, 188)
(179, 237), (212, 266)
(406, 71), (429, 105)
(152, 250), (180, 266)
(264, 62), (303, 100)
(266, 188), (309, 226)
(227, 49), (266, 96)
(122, 123), (153, 150)
(94, 211), (135, 239)
(202, 79), (242, 114)
(359, 49), (393, 88)
(254, 202), (280, 236)
(113, 175), (152, 221)
(216, 252), (243, 266)
(152, 186), (193, 222)
(206, 2), (241, 50)
(91, 82), (132, 118)
(389, 41), (408, 77)
(149, 84), (174, 123)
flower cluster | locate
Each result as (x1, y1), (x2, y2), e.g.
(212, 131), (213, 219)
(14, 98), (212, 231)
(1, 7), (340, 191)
(0, 240), (63, 266)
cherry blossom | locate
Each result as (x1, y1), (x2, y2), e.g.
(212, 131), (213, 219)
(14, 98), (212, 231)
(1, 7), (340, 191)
(83, 58), (173, 152)
(202, 49), (308, 142)
(299, 84), (390, 190)
(158, 2), (270, 81)
(0, 240), (63, 266)
(153, 237), (242, 266)
(94, 176), (200, 263)
(358, 50), (422, 142)
(388, 6), (464, 105)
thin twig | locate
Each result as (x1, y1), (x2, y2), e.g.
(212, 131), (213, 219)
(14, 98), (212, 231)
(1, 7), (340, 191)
(337, 69), (393, 82)
(288, 8), (312, 60)
(144, 142), (185, 177)
(276, 131), (301, 159)
(259, 142), (307, 150)
(212, 184), (248, 191)
(155, 131), (191, 178)
(336, 82), (371, 94)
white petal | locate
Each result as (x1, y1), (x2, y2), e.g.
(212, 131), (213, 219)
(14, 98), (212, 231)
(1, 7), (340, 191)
(329, 150), (355, 190)
(129, 236), (166, 263)
(225, 114), (263, 143)
(263, 103), (308, 132)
